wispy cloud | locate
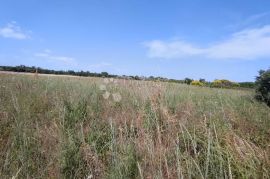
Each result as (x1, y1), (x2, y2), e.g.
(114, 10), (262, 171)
(144, 40), (203, 59)
(0, 21), (29, 40)
(34, 50), (76, 64)
(227, 12), (270, 30)
(144, 25), (270, 60)
(243, 12), (270, 25)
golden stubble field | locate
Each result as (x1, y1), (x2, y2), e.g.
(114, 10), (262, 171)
(0, 72), (270, 179)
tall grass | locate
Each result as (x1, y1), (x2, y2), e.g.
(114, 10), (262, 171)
(0, 73), (269, 178)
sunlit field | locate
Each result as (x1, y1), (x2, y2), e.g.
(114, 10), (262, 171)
(0, 73), (270, 178)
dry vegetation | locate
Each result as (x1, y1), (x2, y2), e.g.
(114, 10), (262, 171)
(0, 73), (270, 179)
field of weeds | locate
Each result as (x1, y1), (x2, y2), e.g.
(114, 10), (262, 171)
(0, 73), (270, 179)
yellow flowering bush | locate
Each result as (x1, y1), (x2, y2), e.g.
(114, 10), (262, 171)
(191, 80), (204, 86)
(211, 79), (239, 88)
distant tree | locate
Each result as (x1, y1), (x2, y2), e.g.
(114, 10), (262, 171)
(17, 65), (26, 72)
(239, 82), (255, 88)
(68, 70), (75, 75)
(134, 75), (140, 80)
(101, 72), (109, 77)
(184, 78), (193, 85)
(255, 69), (270, 106)
(199, 78), (206, 83)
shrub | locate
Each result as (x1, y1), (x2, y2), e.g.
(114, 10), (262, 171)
(255, 69), (270, 106)
(211, 79), (239, 88)
(184, 78), (193, 85)
(199, 78), (206, 83)
(191, 80), (204, 86)
(239, 82), (255, 88)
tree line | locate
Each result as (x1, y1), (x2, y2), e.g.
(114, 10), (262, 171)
(0, 65), (254, 89)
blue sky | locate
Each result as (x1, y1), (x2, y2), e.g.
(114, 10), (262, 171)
(1, 0), (270, 82)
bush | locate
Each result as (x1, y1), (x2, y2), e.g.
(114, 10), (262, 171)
(211, 79), (239, 88)
(184, 78), (193, 85)
(191, 80), (204, 86)
(199, 78), (206, 83)
(239, 82), (255, 88)
(255, 69), (270, 106)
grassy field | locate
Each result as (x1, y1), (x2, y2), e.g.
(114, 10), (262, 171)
(0, 73), (270, 179)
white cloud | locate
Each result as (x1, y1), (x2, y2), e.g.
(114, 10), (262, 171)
(0, 22), (29, 39)
(144, 25), (270, 60)
(34, 50), (76, 64)
(144, 40), (203, 58)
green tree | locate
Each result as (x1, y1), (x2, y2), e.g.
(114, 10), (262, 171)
(239, 82), (255, 88)
(199, 78), (206, 83)
(255, 69), (270, 106)
(184, 78), (193, 85)
(101, 72), (109, 77)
